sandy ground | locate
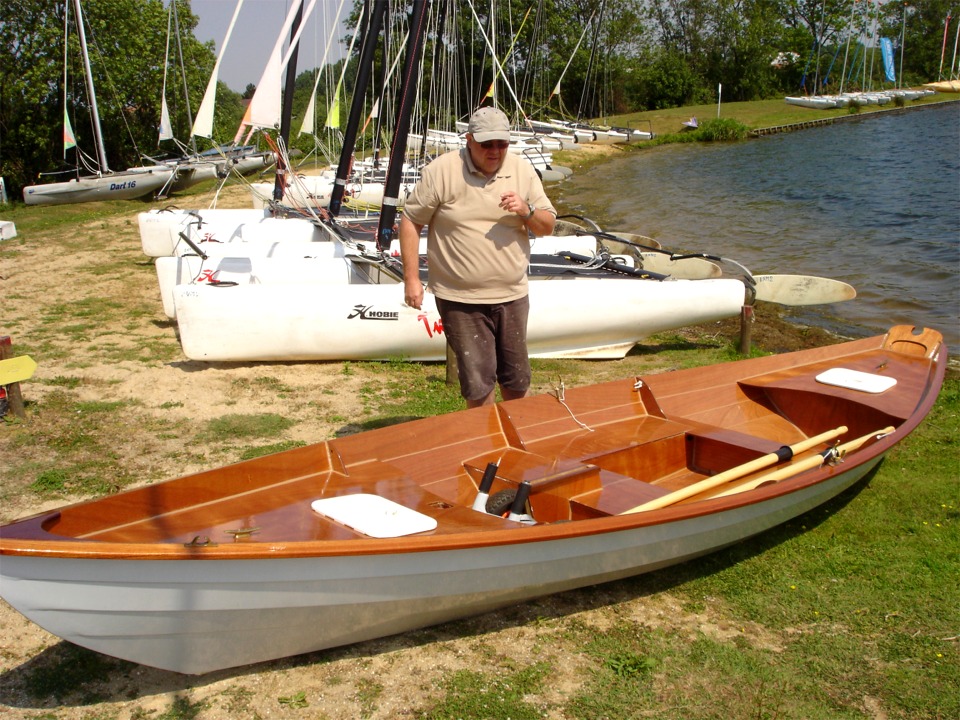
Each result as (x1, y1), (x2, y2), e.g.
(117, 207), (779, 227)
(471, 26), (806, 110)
(0, 165), (835, 719)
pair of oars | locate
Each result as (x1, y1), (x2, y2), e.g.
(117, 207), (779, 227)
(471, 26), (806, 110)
(621, 425), (894, 515)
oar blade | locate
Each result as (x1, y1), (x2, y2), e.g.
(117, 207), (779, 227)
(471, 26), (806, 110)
(605, 231), (662, 250)
(638, 252), (723, 279)
(752, 274), (857, 306)
(0, 356), (37, 385)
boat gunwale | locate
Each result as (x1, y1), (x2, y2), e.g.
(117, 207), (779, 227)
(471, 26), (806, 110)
(0, 433), (910, 561)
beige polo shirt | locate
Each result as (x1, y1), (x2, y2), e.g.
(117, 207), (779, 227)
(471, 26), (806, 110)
(402, 148), (556, 303)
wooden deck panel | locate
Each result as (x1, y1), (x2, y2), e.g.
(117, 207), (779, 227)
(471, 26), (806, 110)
(73, 459), (513, 544)
(496, 377), (650, 449)
(329, 405), (510, 484)
(47, 445), (335, 538)
(739, 349), (937, 434)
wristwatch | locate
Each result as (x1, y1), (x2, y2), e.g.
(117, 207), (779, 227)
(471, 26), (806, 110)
(522, 205), (536, 220)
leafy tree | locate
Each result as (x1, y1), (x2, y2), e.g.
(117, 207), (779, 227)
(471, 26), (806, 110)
(0, 0), (244, 198)
(878, 0), (954, 85)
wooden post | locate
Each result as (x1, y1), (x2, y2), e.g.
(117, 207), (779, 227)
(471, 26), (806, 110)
(739, 305), (754, 355)
(0, 336), (26, 419)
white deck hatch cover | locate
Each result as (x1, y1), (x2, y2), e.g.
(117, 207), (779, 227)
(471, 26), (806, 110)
(815, 367), (898, 394)
(311, 494), (438, 537)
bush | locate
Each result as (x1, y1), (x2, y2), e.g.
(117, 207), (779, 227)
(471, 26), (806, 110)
(695, 118), (750, 141)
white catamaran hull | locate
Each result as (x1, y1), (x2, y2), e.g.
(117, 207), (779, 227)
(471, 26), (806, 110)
(23, 167), (174, 206)
(0, 459), (876, 675)
(249, 176), (416, 212)
(173, 278), (746, 362)
(138, 208), (274, 257)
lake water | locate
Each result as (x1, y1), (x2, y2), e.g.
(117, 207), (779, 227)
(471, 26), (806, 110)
(555, 101), (960, 354)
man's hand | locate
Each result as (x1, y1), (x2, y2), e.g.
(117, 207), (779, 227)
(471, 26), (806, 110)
(499, 191), (530, 217)
(399, 215), (425, 309)
(404, 278), (424, 310)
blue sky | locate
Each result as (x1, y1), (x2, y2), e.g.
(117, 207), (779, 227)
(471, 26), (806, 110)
(191, 0), (352, 92)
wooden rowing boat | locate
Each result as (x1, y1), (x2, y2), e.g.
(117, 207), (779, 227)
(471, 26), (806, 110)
(0, 325), (945, 674)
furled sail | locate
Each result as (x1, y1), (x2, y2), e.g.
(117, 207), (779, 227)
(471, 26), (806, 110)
(192, 0), (245, 139)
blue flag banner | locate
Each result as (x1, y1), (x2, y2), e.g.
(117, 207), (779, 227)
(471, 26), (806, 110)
(880, 38), (897, 82)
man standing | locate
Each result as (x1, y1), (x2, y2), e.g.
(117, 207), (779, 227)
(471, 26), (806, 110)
(399, 107), (557, 407)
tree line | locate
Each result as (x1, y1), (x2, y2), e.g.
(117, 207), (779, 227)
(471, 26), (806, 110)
(0, 0), (950, 201)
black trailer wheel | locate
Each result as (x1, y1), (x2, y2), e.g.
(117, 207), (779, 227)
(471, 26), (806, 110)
(485, 488), (518, 517)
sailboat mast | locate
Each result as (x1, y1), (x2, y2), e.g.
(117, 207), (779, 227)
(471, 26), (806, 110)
(577, 0), (605, 123)
(72, 0), (109, 172)
(171, 0), (197, 155)
(951, 15), (960, 78)
(329, 0), (389, 217)
(898, 2), (907, 89)
(376, 0), (430, 252)
(274, 0), (304, 201)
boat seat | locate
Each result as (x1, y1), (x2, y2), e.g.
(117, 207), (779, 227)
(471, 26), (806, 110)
(569, 470), (672, 519)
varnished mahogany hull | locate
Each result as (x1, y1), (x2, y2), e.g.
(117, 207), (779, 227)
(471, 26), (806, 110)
(0, 326), (946, 674)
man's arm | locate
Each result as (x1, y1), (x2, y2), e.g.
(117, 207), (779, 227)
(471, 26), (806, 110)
(499, 190), (557, 237)
(522, 206), (556, 237)
(398, 215), (425, 310)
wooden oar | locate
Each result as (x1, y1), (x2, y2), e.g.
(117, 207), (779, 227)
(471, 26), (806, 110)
(706, 426), (896, 498)
(620, 426), (848, 515)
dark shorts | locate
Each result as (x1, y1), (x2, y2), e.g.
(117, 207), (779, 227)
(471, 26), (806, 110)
(436, 296), (531, 402)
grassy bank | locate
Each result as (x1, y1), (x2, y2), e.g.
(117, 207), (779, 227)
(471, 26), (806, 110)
(0, 148), (957, 719)
(606, 94), (956, 138)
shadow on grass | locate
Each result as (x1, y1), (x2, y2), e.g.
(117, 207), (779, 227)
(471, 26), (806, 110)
(0, 464), (881, 709)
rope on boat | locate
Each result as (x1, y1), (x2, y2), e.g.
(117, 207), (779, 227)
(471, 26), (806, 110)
(552, 376), (593, 432)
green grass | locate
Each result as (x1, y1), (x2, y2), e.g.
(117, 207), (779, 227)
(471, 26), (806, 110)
(418, 662), (552, 719)
(200, 412), (296, 441)
(602, 95), (953, 139)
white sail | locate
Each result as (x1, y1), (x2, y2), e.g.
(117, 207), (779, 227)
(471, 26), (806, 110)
(192, 0), (245, 139)
(158, 6), (175, 142)
(299, 0), (351, 137)
(159, 96), (174, 141)
(246, 0), (317, 130)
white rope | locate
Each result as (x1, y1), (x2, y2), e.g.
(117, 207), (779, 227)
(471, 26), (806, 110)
(553, 377), (593, 432)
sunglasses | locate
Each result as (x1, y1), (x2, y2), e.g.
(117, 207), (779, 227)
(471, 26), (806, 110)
(479, 140), (510, 149)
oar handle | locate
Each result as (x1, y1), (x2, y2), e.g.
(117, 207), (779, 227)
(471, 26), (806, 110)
(621, 426), (848, 514)
(710, 426), (896, 498)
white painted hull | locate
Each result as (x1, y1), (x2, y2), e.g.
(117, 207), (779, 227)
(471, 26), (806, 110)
(784, 96), (838, 109)
(546, 119), (629, 144)
(170, 216), (339, 257)
(155, 234), (606, 319)
(138, 208), (274, 257)
(923, 80), (960, 93)
(173, 277), (746, 362)
(155, 247), (356, 319)
(249, 176), (416, 212)
(0, 458), (877, 674)
(22, 167), (174, 206)
(166, 152), (274, 192)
